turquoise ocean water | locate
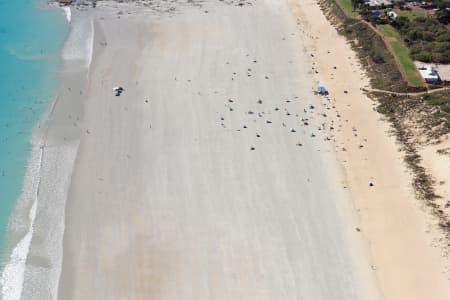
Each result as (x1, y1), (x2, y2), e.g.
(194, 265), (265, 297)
(0, 0), (68, 258)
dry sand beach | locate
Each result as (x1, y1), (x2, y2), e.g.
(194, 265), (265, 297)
(57, 1), (381, 299)
(14, 0), (448, 299)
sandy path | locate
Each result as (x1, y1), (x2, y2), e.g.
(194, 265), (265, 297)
(58, 1), (380, 299)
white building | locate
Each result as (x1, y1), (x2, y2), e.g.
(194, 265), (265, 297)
(364, 0), (393, 7)
(417, 65), (440, 83)
(387, 11), (398, 19)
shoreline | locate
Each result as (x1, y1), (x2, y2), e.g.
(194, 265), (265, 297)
(3, 0), (447, 298)
(0, 5), (94, 299)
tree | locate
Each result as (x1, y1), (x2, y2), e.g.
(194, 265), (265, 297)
(359, 4), (372, 20)
(351, 0), (365, 8)
(397, 0), (406, 6)
(436, 8), (450, 24)
(392, 15), (410, 30)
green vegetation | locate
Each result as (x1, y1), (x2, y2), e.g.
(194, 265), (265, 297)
(431, 0), (450, 24)
(423, 91), (450, 124)
(392, 15), (450, 63)
(349, 0), (450, 63)
(436, 7), (450, 24)
(397, 10), (427, 21)
(337, 0), (359, 17)
(377, 24), (424, 86)
(321, 0), (419, 92)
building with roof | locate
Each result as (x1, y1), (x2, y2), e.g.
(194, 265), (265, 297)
(364, 0), (393, 7)
(417, 65), (440, 83)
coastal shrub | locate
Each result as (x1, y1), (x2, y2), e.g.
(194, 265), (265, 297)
(422, 93), (432, 101)
(392, 15), (450, 63)
(442, 105), (450, 114)
(422, 91), (450, 123)
(436, 8), (450, 24)
(371, 50), (385, 63)
(413, 51), (432, 62)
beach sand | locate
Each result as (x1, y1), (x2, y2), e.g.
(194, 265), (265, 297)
(288, 0), (450, 299)
(57, 1), (380, 299)
(54, 0), (449, 299)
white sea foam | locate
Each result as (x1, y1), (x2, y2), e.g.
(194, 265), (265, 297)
(62, 7), (71, 23)
(62, 17), (94, 69)
(0, 137), (43, 300)
(20, 140), (79, 300)
(0, 12), (87, 300)
(0, 134), (80, 300)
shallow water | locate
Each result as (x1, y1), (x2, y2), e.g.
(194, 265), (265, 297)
(0, 2), (95, 297)
(0, 0), (67, 256)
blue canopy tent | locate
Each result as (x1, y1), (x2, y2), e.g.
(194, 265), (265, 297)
(317, 85), (328, 96)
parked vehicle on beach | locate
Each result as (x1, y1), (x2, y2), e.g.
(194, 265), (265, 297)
(113, 86), (124, 96)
